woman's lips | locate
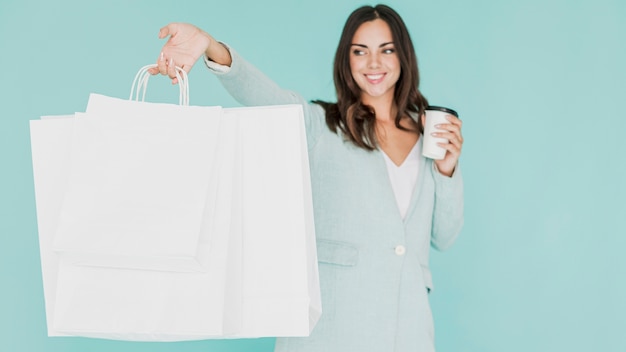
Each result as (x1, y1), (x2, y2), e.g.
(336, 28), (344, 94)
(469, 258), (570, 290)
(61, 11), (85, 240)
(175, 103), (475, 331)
(365, 73), (385, 83)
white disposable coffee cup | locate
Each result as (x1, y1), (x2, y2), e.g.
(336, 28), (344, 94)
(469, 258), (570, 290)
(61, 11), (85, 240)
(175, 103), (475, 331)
(422, 106), (459, 160)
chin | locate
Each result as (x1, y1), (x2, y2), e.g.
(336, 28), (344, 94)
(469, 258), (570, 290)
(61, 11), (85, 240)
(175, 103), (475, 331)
(363, 89), (391, 100)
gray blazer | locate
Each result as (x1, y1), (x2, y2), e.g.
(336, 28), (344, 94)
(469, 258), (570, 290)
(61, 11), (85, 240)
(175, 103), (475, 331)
(208, 47), (464, 352)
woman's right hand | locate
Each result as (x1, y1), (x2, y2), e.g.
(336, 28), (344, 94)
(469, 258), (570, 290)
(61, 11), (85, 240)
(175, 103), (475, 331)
(148, 23), (231, 84)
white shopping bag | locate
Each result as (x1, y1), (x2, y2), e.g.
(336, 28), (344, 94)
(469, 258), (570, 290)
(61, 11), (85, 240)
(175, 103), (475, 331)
(31, 66), (241, 340)
(32, 113), (242, 341)
(31, 115), (76, 337)
(31, 65), (320, 341)
(50, 114), (242, 341)
(53, 94), (223, 272)
(225, 105), (321, 337)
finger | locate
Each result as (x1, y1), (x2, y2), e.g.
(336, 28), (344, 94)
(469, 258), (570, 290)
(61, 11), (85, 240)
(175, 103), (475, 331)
(433, 131), (463, 149)
(436, 121), (461, 134)
(169, 59), (180, 85)
(148, 51), (164, 75)
(158, 23), (175, 39)
(157, 52), (168, 75)
(435, 129), (463, 141)
(436, 124), (463, 145)
(167, 58), (178, 79)
(433, 127), (462, 146)
(439, 118), (462, 137)
(435, 145), (460, 173)
(437, 141), (461, 157)
(445, 115), (463, 129)
(171, 64), (191, 85)
(446, 114), (461, 122)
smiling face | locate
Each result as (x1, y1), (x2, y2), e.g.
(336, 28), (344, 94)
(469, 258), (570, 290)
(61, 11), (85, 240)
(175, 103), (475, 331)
(349, 19), (401, 105)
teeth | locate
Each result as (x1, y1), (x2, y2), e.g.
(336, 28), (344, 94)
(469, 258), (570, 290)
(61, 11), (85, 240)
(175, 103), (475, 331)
(366, 74), (384, 80)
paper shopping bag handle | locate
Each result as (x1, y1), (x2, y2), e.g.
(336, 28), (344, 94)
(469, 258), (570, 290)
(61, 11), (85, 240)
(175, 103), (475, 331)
(129, 64), (190, 106)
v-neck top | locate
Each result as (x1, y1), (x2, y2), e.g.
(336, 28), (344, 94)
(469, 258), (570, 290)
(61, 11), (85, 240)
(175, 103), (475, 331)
(381, 141), (421, 219)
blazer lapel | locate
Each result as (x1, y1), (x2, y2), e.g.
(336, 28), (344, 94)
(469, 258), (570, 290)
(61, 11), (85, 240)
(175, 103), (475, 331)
(403, 136), (427, 225)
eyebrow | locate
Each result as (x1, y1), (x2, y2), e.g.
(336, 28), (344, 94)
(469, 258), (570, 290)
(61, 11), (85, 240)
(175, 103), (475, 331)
(350, 42), (395, 48)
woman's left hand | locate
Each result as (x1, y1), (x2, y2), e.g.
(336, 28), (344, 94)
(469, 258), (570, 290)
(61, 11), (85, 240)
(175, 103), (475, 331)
(432, 114), (463, 177)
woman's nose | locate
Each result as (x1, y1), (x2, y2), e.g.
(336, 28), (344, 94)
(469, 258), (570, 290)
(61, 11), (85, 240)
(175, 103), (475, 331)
(367, 53), (381, 69)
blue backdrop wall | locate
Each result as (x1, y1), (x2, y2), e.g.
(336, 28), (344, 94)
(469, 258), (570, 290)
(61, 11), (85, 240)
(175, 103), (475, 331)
(1, 0), (625, 351)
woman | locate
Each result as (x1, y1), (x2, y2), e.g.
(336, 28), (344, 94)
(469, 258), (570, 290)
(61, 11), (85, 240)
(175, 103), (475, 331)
(149, 4), (463, 351)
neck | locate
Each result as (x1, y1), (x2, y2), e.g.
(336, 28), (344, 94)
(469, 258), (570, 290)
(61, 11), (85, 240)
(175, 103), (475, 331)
(361, 92), (397, 122)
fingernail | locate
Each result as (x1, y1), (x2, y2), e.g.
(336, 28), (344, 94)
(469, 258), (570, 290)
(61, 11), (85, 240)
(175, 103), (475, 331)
(160, 52), (165, 61)
(168, 58), (173, 66)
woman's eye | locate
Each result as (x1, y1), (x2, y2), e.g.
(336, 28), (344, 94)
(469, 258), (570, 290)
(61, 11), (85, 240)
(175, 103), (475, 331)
(352, 49), (365, 56)
(383, 48), (395, 54)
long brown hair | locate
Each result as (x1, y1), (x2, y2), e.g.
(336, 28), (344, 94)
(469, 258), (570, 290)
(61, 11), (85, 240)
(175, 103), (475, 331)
(314, 4), (429, 150)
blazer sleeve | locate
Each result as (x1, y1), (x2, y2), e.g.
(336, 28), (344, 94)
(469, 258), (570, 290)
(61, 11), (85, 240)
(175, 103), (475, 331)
(430, 163), (464, 251)
(204, 44), (325, 148)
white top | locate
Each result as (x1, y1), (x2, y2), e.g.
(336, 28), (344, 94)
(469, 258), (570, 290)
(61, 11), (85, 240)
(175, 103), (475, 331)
(381, 141), (421, 219)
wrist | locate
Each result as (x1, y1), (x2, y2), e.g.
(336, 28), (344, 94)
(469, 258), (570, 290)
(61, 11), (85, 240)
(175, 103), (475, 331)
(203, 33), (214, 59)
(204, 35), (232, 67)
(434, 161), (454, 177)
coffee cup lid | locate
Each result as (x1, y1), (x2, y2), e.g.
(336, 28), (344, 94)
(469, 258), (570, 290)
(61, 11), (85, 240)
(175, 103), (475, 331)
(426, 106), (458, 117)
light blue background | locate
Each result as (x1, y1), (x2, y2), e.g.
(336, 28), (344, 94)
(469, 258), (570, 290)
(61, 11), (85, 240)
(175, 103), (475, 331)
(1, 0), (625, 351)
